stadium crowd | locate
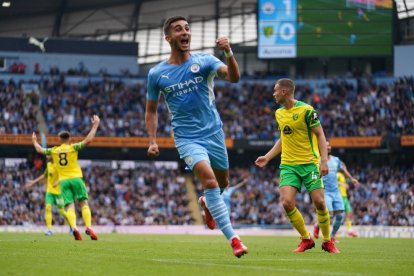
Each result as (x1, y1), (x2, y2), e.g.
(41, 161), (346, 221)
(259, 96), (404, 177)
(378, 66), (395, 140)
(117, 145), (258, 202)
(0, 73), (413, 228)
(1, 160), (413, 227)
(193, 163), (414, 227)
(0, 79), (39, 134)
(0, 75), (413, 138)
(0, 162), (193, 226)
(41, 79), (171, 137)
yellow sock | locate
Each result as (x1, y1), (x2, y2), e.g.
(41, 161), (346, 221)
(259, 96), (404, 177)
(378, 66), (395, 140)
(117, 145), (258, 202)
(58, 208), (69, 225)
(286, 207), (309, 239)
(317, 208), (330, 241)
(346, 219), (352, 230)
(66, 208), (77, 229)
(81, 205), (92, 228)
(45, 204), (52, 230)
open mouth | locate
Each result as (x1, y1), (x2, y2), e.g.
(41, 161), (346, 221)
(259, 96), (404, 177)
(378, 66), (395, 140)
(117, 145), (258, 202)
(181, 38), (189, 47)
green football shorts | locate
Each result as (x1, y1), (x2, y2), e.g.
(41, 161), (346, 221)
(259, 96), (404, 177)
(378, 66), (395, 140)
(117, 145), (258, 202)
(342, 196), (352, 213)
(45, 192), (64, 209)
(279, 163), (324, 193)
(60, 177), (88, 206)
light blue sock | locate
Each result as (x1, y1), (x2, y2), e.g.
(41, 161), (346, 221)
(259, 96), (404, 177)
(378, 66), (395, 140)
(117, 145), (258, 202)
(204, 187), (236, 240)
(331, 213), (344, 237)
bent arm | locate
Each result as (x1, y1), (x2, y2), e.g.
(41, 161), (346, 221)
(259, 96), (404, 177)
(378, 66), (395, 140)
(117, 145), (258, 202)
(217, 58), (240, 83)
(215, 36), (240, 83)
(312, 125), (329, 176)
(341, 162), (360, 184)
(234, 178), (248, 189)
(265, 139), (282, 161)
(312, 126), (328, 163)
(32, 132), (45, 154)
(25, 174), (45, 189)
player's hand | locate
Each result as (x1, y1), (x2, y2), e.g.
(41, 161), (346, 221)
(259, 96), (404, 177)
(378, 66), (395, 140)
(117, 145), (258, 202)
(32, 132), (37, 144)
(216, 36), (231, 52)
(91, 115), (100, 126)
(24, 181), (33, 189)
(351, 177), (359, 185)
(53, 181), (60, 187)
(241, 170), (251, 179)
(320, 161), (329, 176)
(255, 156), (269, 168)
(147, 144), (159, 157)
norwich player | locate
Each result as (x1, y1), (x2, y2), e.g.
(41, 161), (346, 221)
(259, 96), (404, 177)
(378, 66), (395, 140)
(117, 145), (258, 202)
(255, 78), (340, 253)
(337, 169), (360, 237)
(25, 156), (69, 235)
(32, 115), (100, 241)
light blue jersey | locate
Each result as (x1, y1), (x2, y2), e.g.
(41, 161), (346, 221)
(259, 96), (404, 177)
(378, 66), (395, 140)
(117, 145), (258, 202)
(323, 155), (342, 193)
(147, 52), (224, 140)
(323, 155), (344, 211)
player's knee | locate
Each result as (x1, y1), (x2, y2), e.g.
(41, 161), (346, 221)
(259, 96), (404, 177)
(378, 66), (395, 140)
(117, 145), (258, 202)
(203, 177), (219, 189)
(58, 208), (65, 215)
(336, 213), (344, 222)
(218, 177), (229, 189)
(281, 198), (296, 212)
(45, 204), (52, 212)
(313, 195), (326, 210)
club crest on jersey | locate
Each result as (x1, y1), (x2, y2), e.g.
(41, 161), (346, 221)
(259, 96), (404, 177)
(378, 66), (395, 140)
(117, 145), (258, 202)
(190, 63), (200, 73)
(292, 113), (299, 120)
(283, 125), (293, 135)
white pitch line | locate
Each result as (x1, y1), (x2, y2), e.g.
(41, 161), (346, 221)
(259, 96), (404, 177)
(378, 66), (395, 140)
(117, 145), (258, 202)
(149, 259), (362, 276)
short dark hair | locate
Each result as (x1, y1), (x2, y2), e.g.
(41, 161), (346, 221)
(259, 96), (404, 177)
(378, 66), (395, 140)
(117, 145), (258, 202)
(163, 16), (188, 35)
(58, 131), (70, 141)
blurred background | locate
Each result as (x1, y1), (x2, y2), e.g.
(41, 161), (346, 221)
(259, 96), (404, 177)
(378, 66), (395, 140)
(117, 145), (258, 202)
(0, 0), (413, 233)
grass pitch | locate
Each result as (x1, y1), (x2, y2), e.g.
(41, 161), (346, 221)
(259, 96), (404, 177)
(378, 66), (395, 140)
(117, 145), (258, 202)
(297, 0), (392, 56)
(1, 233), (413, 275)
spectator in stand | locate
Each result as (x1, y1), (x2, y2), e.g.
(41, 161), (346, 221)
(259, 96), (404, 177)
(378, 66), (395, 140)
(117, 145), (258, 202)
(1, 73), (413, 138)
(0, 162), (194, 227)
(0, 79), (39, 134)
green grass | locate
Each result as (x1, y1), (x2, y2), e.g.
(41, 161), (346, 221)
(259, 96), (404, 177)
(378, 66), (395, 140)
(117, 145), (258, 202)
(1, 233), (413, 275)
(297, 0), (392, 56)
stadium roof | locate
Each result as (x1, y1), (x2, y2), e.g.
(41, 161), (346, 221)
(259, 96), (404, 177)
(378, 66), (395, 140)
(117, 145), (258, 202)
(0, 0), (137, 19)
(395, 0), (414, 19)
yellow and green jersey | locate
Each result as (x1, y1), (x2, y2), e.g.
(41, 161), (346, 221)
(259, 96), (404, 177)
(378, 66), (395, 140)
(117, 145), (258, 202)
(44, 162), (60, 195)
(337, 171), (347, 197)
(44, 142), (84, 181)
(275, 100), (321, 165)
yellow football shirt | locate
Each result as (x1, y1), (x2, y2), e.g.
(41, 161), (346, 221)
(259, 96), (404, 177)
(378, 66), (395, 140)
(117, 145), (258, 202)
(275, 101), (321, 165)
(44, 162), (60, 195)
(44, 142), (84, 180)
(337, 172), (347, 197)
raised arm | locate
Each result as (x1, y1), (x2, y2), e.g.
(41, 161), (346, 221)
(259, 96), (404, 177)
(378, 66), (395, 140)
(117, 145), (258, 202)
(216, 36), (240, 83)
(24, 174), (45, 189)
(145, 99), (160, 157)
(234, 178), (248, 189)
(81, 115), (100, 146)
(255, 139), (282, 168)
(341, 162), (360, 185)
(312, 125), (329, 176)
(32, 132), (45, 154)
